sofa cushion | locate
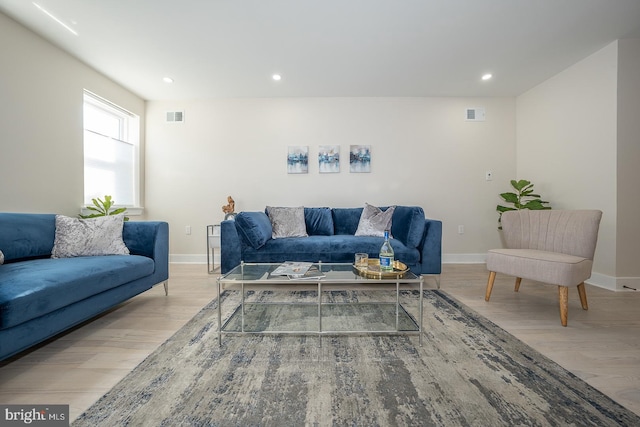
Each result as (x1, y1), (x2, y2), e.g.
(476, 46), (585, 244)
(332, 208), (364, 235)
(267, 206), (308, 239)
(0, 255), (154, 330)
(304, 207), (334, 236)
(242, 236), (332, 264)
(355, 203), (396, 237)
(329, 235), (420, 265)
(240, 235), (420, 268)
(0, 213), (55, 262)
(235, 211), (272, 249)
(52, 215), (130, 258)
(391, 206), (426, 249)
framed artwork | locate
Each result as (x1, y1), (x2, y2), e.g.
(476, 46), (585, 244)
(349, 145), (371, 173)
(318, 145), (340, 173)
(287, 146), (308, 174)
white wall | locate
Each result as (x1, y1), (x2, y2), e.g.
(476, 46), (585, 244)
(516, 42), (619, 287)
(616, 39), (640, 282)
(6, 8), (633, 289)
(0, 13), (145, 216)
(145, 97), (516, 262)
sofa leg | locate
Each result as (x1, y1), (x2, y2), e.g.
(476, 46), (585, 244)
(577, 282), (588, 310)
(163, 281), (169, 296)
(514, 277), (522, 292)
(558, 286), (568, 326)
(485, 271), (496, 301)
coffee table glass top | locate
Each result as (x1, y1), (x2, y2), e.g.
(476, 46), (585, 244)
(220, 262), (420, 284)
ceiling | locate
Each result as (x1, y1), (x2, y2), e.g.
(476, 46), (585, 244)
(2, 0), (640, 101)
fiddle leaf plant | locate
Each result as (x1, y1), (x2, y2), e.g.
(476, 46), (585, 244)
(80, 195), (129, 221)
(497, 179), (550, 229)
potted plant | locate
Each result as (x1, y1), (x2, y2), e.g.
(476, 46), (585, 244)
(497, 179), (550, 229)
(80, 195), (129, 221)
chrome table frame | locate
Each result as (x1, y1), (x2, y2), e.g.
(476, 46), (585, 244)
(217, 262), (427, 346)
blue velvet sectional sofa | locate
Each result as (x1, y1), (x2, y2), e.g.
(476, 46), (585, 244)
(221, 206), (441, 277)
(0, 213), (169, 361)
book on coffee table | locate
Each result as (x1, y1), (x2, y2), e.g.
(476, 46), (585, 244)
(271, 261), (313, 277)
(288, 265), (326, 280)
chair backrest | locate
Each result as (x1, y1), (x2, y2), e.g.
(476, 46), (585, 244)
(501, 210), (603, 260)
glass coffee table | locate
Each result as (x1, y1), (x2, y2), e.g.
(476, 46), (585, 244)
(217, 262), (429, 346)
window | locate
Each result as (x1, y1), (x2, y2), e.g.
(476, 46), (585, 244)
(83, 91), (140, 207)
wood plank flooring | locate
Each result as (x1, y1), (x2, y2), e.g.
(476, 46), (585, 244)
(0, 264), (638, 422)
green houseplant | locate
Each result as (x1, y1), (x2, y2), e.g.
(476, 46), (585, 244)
(497, 179), (550, 229)
(80, 195), (129, 221)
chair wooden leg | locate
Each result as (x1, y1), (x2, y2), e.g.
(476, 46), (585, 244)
(558, 286), (569, 326)
(514, 277), (522, 292)
(577, 282), (588, 310)
(485, 271), (496, 301)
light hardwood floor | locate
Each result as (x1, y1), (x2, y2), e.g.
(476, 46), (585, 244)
(0, 264), (638, 422)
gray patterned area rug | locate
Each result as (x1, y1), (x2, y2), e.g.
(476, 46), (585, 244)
(73, 290), (639, 426)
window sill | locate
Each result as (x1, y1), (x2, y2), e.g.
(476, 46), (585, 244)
(79, 206), (144, 217)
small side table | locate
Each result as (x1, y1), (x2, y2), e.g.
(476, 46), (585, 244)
(206, 224), (221, 274)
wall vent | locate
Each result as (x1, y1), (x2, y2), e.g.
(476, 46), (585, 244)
(465, 107), (485, 121)
(166, 111), (185, 123)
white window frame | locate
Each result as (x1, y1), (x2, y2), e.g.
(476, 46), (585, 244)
(82, 90), (142, 215)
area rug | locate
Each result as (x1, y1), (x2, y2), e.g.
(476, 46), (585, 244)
(73, 290), (639, 426)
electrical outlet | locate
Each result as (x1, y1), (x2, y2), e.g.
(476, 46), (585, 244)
(185, 225), (191, 235)
(458, 225), (464, 234)
(485, 171), (493, 181)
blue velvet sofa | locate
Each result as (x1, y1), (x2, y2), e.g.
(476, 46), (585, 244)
(221, 206), (441, 277)
(0, 213), (169, 361)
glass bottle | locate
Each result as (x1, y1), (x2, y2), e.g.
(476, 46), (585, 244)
(379, 230), (394, 272)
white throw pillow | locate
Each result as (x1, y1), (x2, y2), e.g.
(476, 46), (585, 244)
(355, 203), (396, 237)
(0, 249), (4, 265)
(51, 215), (130, 258)
(266, 206), (308, 239)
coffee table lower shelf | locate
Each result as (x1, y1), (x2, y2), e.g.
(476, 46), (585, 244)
(220, 301), (420, 339)
(217, 262), (426, 346)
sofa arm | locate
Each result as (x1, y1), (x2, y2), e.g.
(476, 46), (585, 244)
(123, 221), (169, 282)
(221, 220), (241, 274)
(420, 219), (442, 275)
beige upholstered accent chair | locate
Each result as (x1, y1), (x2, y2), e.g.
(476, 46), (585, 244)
(485, 210), (603, 326)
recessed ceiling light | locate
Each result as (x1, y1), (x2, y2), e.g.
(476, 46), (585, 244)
(272, 74), (282, 81)
(482, 73), (493, 81)
(33, 2), (78, 36)
(163, 77), (174, 83)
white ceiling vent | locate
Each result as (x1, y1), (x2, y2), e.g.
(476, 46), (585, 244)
(465, 107), (485, 122)
(166, 111), (185, 123)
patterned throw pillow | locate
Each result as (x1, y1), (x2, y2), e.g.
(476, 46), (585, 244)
(51, 215), (130, 258)
(266, 206), (308, 239)
(354, 203), (396, 237)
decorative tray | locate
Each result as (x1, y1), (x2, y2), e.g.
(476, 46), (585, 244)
(353, 259), (409, 279)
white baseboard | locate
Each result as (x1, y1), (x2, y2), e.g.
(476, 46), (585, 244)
(585, 272), (617, 291)
(173, 253), (488, 265)
(170, 254), (219, 264)
(169, 252), (639, 292)
(614, 276), (640, 292)
(442, 253), (486, 264)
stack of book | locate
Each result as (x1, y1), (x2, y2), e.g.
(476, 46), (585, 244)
(271, 261), (325, 280)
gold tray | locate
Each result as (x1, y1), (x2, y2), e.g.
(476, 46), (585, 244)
(353, 259), (409, 279)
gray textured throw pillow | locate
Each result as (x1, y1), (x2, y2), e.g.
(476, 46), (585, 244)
(0, 249), (4, 265)
(355, 203), (396, 237)
(51, 214), (130, 258)
(267, 206), (308, 239)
